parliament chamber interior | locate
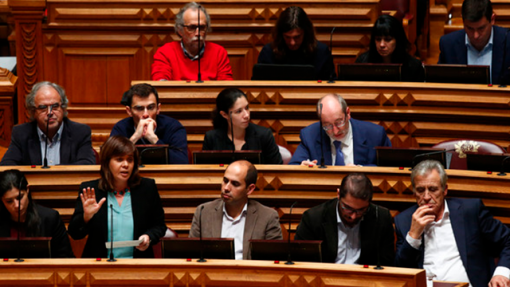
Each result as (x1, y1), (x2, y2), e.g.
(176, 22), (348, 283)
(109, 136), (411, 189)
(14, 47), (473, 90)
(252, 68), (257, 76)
(0, 0), (509, 286)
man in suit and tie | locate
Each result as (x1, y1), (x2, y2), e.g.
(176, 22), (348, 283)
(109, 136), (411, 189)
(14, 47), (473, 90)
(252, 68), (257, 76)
(189, 160), (282, 259)
(289, 93), (391, 166)
(395, 159), (510, 287)
(0, 81), (95, 166)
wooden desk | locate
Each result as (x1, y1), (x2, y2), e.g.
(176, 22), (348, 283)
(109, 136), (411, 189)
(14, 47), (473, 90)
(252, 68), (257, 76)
(0, 258), (426, 287)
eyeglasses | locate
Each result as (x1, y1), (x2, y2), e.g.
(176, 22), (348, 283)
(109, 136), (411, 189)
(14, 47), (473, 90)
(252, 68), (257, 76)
(340, 201), (369, 216)
(132, 104), (157, 113)
(323, 119), (347, 131)
(35, 103), (65, 113)
(183, 25), (207, 33)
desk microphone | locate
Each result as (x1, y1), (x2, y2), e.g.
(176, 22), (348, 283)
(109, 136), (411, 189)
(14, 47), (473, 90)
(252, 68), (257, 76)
(497, 156), (510, 176)
(229, 111), (235, 154)
(197, 205), (206, 262)
(107, 204), (116, 262)
(374, 205), (383, 270)
(328, 27), (336, 83)
(42, 105), (54, 169)
(319, 103), (326, 168)
(196, 5), (203, 83)
(410, 148), (455, 170)
(285, 201), (298, 265)
(14, 178), (24, 262)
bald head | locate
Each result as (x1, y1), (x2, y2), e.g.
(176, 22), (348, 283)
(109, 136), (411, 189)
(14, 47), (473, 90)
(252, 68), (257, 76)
(317, 94), (351, 141)
(226, 160), (258, 187)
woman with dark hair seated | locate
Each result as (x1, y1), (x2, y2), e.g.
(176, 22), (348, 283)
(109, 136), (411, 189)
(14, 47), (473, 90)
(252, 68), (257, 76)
(355, 14), (424, 82)
(202, 88), (283, 164)
(68, 135), (166, 258)
(257, 6), (335, 80)
(0, 169), (74, 258)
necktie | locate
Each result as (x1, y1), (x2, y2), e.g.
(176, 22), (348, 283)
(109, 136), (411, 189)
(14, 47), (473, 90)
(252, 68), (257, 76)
(334, 141), (345, 166)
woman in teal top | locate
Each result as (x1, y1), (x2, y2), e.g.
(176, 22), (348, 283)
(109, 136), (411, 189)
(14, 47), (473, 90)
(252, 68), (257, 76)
(68, 136), (166, 258)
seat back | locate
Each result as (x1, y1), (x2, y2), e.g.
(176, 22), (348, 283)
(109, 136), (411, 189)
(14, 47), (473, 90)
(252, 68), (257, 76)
(432, 139), (505, 169)
(152, 228), (178, 258)
(278, 145), (292, 165)
(380, 0), (410, 20)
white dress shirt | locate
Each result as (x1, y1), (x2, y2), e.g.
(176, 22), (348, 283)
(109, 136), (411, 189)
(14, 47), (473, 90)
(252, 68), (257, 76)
(221, 203), (248, 260)
(335, 200), (361, 264)
(329, 121), (354, 166)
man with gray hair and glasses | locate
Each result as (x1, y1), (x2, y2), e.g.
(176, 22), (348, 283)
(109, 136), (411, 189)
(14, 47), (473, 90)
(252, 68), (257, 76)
(289, 93), (391, 166)
(151, 2), (233, 81)
(0, 81), (95, 166)
(395, 159), (510, 287)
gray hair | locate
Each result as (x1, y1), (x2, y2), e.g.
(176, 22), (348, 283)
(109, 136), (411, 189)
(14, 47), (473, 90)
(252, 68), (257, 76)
(174, 2), (212, 37)
(411, 159), (448, 191)
(316, 93), (348, 118)
(26, 81), (69, 120)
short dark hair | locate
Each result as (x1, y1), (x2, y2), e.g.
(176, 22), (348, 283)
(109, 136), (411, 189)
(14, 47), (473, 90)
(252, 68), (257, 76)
(212, 88), (248, 130)
(462, 0), (493, 22)
(271, 6), (317, 60)
(244, 162), (258, 187)
(339, 173), (373, 201)
(0, 169), (41, 236)
(367, 15), (410, 63)
(99, 136), (141, 191)
(123, 83), (159, 107)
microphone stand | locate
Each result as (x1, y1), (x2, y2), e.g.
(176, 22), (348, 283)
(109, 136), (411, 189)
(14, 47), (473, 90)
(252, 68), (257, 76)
(15, 179), (24, 262)
(197, 205), (206, 262)
(107, 204), (116, 262)
(196, 5), (203, 83)
(229, 111), (235, 162)
(373, 205), (383, 270)
(497, 156), (510, 176)
(318, 103), (326, 168)
(42, 106), (53, 169)
(328, 27), (336, 83)
(285, 201), (298, 265)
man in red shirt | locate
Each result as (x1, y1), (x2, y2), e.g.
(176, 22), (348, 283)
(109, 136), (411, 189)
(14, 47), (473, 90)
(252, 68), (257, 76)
(151, 2), (234, 81)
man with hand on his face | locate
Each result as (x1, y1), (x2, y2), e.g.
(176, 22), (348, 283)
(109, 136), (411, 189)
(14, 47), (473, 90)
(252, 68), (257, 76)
(295, 173), (395, 265)
(0, 81), (95, 166)
(395, 160), (510, 287)
(151, 2), (233, 81)
(189, 160), (282, 260)
(110, 83), (188, 164)
(289, 94), (391, 166)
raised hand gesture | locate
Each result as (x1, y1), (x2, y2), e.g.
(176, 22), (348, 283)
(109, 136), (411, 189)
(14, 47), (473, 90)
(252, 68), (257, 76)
(80, 187), (106, 224)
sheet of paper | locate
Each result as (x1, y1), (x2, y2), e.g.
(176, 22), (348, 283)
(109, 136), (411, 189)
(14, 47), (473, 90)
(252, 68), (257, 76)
(105, 239), (143, 249)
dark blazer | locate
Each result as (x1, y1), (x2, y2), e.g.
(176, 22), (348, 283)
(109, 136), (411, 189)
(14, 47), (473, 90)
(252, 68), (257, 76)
(438, 25), (510, 85)
(295, 198), (395, 265)
(68, 178), (167, 258)
(395, 198), (510, 287)
(355, 51), (425, 82)
(110, 114), (189, 164)
(0, 118), (95, 166)
(0, 204), (74, 258)
(202, 123), (283, 164)
(189, 199), (283, 259)
(289, 118), (391, 166)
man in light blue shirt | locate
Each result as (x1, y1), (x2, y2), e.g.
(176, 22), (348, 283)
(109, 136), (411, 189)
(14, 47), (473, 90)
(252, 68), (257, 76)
(438, 0), (510, 85)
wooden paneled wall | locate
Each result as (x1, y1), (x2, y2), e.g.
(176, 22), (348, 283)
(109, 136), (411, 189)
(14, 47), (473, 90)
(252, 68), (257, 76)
(9, 0), (380, 124)
(6, 165), (510, 238)
(66, 81), (510, 154)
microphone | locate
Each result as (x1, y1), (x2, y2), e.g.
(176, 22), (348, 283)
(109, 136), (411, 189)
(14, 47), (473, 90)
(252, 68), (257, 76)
(196, 5), (203, 83)
(497, 156), (510, 176)
(14, 178), (24, 262)
(318, 103), (326, 169)
(197, 205), (206, 262)
(107, 204), (116, 262)
(328, 27), (336, 83)
(229, 111), (235, 153)
(285, 201), (298, 265)
(373, 205), (383, 270)
(410, 148), (455, 170)
(41, 104), (54, 169)
(498, 29), (509, 88)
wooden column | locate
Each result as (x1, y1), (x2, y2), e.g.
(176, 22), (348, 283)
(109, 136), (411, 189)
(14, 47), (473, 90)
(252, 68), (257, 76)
(9, 0), (45, 123)
(0, 67), (16, 146)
